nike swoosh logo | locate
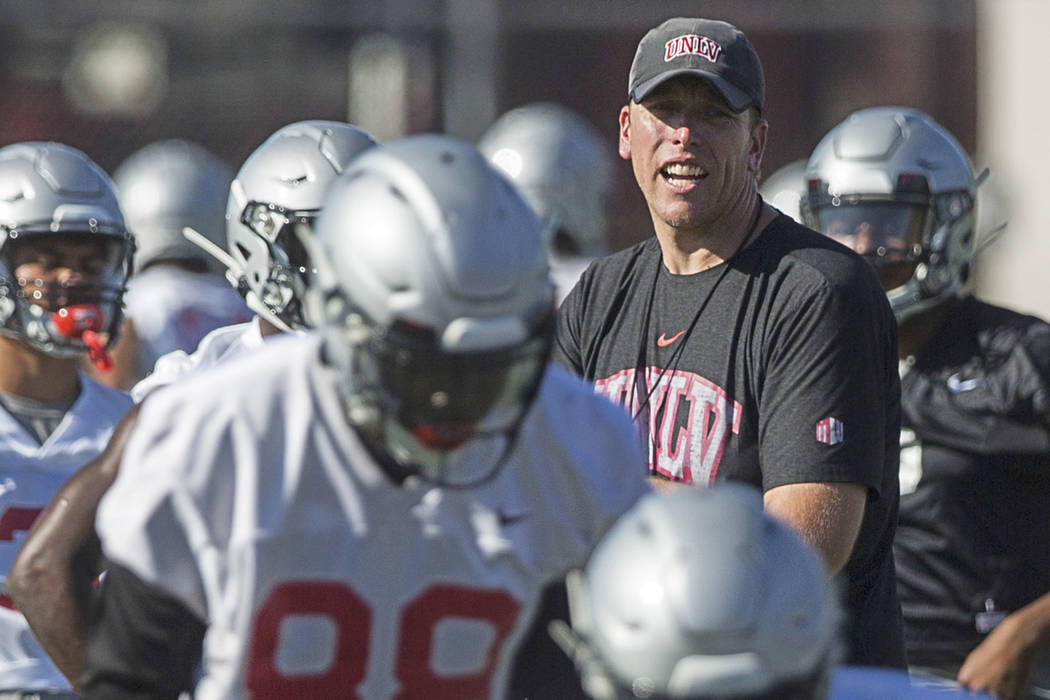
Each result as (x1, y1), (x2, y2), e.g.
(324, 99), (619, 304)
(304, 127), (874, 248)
(657, 330), (687, 347)
(947, 372), (983, 393)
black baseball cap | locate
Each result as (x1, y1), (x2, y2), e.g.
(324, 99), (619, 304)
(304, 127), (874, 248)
(627, 18), (765, 113)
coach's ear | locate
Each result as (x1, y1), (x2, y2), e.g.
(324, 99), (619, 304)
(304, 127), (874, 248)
(618, 105), (632, 161)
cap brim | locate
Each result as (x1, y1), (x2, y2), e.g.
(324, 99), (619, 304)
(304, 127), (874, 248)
(630, 69), (753, 112)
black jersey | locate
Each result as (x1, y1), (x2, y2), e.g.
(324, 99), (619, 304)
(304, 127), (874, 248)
(554, 214), (905, 668)
(894, 296), (1050, 669)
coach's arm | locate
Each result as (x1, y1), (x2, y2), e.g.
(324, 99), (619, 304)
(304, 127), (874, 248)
(763, 481), (866, 574)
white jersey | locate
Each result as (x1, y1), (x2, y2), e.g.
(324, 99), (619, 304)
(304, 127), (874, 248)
(97, 332), (649, 699)
(123, 265), (253, 381)
(130, 318), (265, 403)
(0, 375), (132, 691)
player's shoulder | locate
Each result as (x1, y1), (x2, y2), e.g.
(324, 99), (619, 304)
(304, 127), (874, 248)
(139, 331), (321, 417)
(192, 318), (263, 358)
(966, 297), (1050, 397)
(968, 297), (1050, 349)
(130, 320), (263, 402)
(530, 364), (639, 449)
(541, 361), (613, 405)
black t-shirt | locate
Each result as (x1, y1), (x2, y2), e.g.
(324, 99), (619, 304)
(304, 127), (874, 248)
(894, 296), (1050, 669)
(554, 214), (905, 668)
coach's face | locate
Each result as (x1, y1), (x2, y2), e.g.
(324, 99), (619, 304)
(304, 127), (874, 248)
(619, 77), (766, 236)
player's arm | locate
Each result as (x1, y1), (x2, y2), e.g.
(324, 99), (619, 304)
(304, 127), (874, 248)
(6, 403), (141, 690)
(79, 562), (205, 700)
(956, 590), (1050, 700)
(763, 481), (866, 574)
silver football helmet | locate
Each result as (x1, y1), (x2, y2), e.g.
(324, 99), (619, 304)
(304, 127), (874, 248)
(479, 102), (614, 259)
(802, 107), (981, 322)
(555, 483), (839, 700)
(0, 142), (134, 364)
(304, 134), (554, 486)
(223, 120), (376, 331)
(112, 139), (232, 274)
(759, 159), (807, 224)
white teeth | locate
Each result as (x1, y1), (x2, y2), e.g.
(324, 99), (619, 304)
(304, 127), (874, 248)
(663, 163), (703, 177)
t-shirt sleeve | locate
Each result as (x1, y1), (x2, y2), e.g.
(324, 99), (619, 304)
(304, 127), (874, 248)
(551, 280), (585, 376)
(757, 267), (896, 494)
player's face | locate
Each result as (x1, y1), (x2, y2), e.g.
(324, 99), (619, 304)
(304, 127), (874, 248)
(819, 202), (927, 292)
(8, 234), (122, 310)
(619, 77), (765, 234)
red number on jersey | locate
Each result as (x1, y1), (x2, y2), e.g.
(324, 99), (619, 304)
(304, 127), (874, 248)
(0, 506), (43, 610)
(0, 506), (42, 542)
(247, 581), (520, 699)
(247, 581), (370, 698)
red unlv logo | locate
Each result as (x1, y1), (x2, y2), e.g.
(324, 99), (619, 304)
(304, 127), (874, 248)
(664, 34), (722, 63)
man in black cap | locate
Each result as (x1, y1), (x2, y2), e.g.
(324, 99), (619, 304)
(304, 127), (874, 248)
(552, 17), (906, 669)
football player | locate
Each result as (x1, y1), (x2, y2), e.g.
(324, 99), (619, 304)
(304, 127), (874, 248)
(553, 482), (839, 700)
(804, 107), (1050, 700)
(759, 158), (807, 224)
(78, 135), (650, 699)
(479, 102), (616, 304)
(6, 121), (377, 690)
(551, 484), (994, 700)
(129, 120), (377, 401)
(0, 142), (134, 698)
(97, 139), (252, 390)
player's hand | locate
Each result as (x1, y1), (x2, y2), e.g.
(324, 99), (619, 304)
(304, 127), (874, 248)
(957, 611), (1038, 700)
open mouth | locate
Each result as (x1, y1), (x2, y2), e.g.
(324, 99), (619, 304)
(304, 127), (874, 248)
(661, 162), (706, 188)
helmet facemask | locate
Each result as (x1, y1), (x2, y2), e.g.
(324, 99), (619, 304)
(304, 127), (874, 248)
(238, 202), (317, 331)
(0, 228), (132, 363)
(807, 181), (976, 322)
(336, 305), (553, 487)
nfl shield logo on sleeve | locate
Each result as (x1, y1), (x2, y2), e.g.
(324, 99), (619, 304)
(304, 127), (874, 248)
(815, 416), (844, 445)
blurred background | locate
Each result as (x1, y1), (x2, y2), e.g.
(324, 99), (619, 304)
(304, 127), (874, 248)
(0, 0), (1045, 319)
